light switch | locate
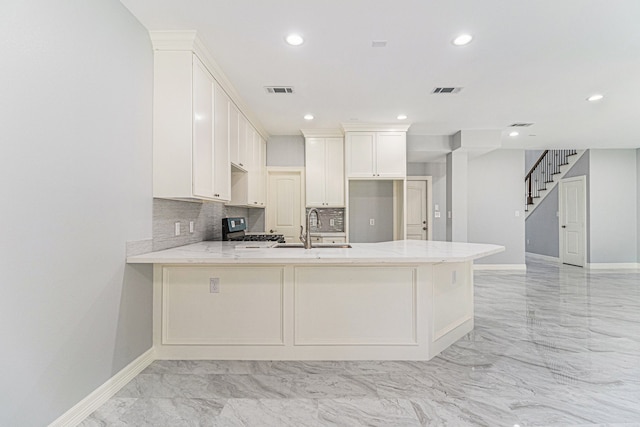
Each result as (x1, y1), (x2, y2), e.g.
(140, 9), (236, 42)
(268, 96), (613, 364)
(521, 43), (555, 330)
(369, 218), (375, 226)
(515, 210), (520, 217)
(435, 204), (439, 211)
(189, 221), (195, 233)
(330, 219), (335, 226)
(174, 222), (181, 236)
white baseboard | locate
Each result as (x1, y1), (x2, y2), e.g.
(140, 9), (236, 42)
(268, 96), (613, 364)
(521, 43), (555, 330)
(586, 262), (640, 270)
(525, 252), (560, 263)
(49, 348), (155, 427)
(474, 264), (527, 271)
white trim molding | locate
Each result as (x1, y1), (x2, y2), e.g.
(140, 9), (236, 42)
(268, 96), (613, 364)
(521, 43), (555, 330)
(525, 252), (560, 263)
(48, 348), (155, 427)
(586, 262), (640, 270)
(473, 264), (527, 271)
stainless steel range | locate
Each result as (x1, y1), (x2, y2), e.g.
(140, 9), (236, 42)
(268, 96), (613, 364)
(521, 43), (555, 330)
(222, 217), (285, 243)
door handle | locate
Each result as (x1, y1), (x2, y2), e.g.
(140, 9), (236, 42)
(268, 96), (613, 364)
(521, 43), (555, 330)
(422, 227), (427, 231)
(561, 225), (566, 228)
(422, 221), (426, 224)
(270, 229), (275, 233)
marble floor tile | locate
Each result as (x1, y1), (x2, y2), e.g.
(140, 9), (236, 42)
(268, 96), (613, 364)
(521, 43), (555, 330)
(81, 256), (640, 426)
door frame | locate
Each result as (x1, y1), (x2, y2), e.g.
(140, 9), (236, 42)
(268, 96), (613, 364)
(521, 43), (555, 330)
(406, 176), (433, 241)
(266, 167), (306, 235)
(558, 175), (587, 267)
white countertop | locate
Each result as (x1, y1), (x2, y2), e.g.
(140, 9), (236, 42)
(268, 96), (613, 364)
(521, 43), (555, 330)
(126, 240), (504, 265)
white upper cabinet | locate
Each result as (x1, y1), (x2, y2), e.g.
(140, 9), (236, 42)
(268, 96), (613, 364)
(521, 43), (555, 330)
(305, 137), (344, 207)
(247, 128), (265, 207)
(213, 82), (231, 200)
(345, 130), (407, 179)
(153, 51), (230, 202)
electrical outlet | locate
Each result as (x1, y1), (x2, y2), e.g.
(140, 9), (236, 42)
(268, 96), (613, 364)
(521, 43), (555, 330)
(369, 218), (375, 226)
(209, 278), (220, 293)
(329, 218), (335, 226)
(189, 221), (195, 233)
(174, 222), (181, 236)
(434, 212), (441, 218)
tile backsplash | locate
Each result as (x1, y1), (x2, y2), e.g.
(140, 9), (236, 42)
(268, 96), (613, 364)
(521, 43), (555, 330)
(306, 207), (345, 233)
(153, 198), (263, 251)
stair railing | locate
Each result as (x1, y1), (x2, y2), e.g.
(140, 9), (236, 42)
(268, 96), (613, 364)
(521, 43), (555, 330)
(525, 149), (577, 206)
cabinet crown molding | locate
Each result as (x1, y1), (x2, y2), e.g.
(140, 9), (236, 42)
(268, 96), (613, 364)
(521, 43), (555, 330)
(301, 129), (344, 138)
(341, 123), (411, 133)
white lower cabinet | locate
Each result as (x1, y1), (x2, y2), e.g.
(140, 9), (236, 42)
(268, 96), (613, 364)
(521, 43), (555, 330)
(153, 261), (474, 360)
(311, 235), (346, 244)
(162, 266), (284, 345)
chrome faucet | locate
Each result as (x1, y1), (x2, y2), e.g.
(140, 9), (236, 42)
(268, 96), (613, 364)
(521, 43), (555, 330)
(300, 208), (319, 249)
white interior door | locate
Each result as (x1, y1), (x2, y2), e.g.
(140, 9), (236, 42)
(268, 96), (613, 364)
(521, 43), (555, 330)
(267, 170), (303, 243)
(406, 178), (432, 240)
(559, 176), (586, 267)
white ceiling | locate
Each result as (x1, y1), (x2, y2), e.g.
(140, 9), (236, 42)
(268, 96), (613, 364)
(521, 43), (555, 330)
(120, 0), (640, 153)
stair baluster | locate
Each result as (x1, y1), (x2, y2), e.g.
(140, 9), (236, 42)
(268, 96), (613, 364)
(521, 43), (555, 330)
(525, 149), (578, 210)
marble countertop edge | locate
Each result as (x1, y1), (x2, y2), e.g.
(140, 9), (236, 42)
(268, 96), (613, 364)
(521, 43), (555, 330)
(126, 240), (505, 265)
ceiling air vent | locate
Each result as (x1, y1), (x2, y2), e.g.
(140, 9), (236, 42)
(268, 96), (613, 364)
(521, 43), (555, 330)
(265, 86), (294, 94)
(432, 87), (462, 94)
(509, 123), (534, 127)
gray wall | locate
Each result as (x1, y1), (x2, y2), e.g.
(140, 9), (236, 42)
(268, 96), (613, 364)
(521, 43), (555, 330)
(408, 162), (447, 241)
(525, 150), (545, 173)
(446, 150), (469, 242)
(267, 135), (305, 167)
(348, 181), (394, 243)
(589, 149), (637, 263)
(467, 150), (526, 265)
(638, 149), (640, 263)
(0, 1), (153, 425)
(525, 186), (559, 257)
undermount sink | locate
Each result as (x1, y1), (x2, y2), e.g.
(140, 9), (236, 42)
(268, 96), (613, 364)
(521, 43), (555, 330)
(274, 243), (352, 249)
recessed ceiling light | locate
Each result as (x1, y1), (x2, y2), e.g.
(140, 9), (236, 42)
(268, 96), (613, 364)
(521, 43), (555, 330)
(304, 114), (314, 120)
(397, 114), (407, 120)
(452, 34), (473, 46)
(285, 33), (304, 46)
(587, 94), (604, 102)
(509, 131), (519, 137)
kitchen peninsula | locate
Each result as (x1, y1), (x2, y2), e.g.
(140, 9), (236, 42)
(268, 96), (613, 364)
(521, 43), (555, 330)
(128, 240), (503, 361)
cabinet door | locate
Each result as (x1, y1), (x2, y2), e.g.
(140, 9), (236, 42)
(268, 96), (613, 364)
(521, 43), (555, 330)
(305, 138), (326, 207)
(346, 132), (375, 177)
(213, 83), (230, 201)
(247, 127), (261, 206)
(237, 114), (249, 170)
(229, 102), (240, 167)
(375, 132), (406, 177)
(259, 137), (267, 206)
(191, 57), (214, 198)
(324, 138), (344, 206)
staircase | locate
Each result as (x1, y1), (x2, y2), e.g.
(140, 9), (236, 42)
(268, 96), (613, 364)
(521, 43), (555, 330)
(525, 149), (585, 217)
